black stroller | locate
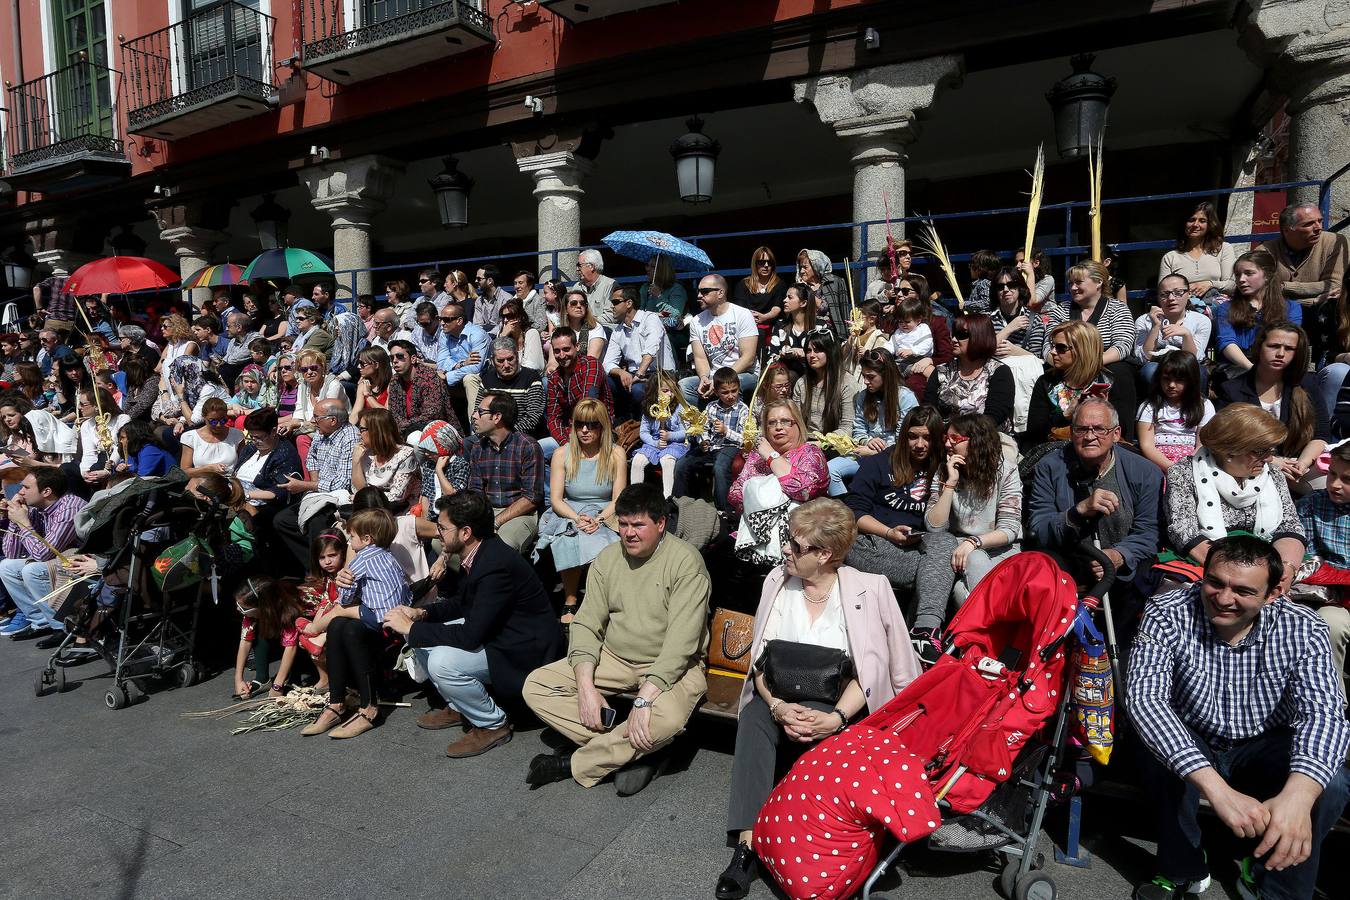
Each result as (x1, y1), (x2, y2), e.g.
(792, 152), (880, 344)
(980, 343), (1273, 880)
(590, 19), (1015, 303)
(33, 476), (234, 709)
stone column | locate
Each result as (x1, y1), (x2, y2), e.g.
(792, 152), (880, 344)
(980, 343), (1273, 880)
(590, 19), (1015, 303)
(515, 151), (592, 281)
(795, 56), (964, 271)
(150, 199), (232, 309)
(1241, 1), (1350, 222)
(25, 217), (96, 279)
(300, 154), (405, 300)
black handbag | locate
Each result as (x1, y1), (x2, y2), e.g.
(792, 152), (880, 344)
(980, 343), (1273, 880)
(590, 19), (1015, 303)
(755, 639), (853, 705)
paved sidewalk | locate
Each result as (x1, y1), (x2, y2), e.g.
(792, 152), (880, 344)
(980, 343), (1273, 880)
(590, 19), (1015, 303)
(0, 638), (1314, 900)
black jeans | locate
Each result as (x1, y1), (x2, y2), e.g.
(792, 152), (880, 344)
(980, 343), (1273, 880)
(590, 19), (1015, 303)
(672, 444), (740, 511)
(1137, 723), (1350, 900)
(325, 616), (382, 708)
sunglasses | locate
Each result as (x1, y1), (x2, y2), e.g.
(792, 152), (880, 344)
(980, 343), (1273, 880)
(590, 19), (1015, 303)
(390, 353), (408, 361)
(295, 315), (312, 321)
(206, 418), (228, 427)
(896, 287), (916, 296)
(755, 259), (773, 266)
(1070, 425), (1117, 437)
(574, 420), (601, 430)
(1050, 342), (1073, 354)
(439, 316), (461, 322)
(996, 282), (1018, 291)
(300, 365), (321, 374)
(953, 330), (970, 340)
(943, 434), (970, 447)
(697, 287), (721, 296)
(502, 313), (522, 320)
(786, 537), (819, 557)
(278, 365), (293, 371)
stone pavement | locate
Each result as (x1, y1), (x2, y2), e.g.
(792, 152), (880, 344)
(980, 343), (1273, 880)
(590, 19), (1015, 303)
(1, 637), (1324, 900)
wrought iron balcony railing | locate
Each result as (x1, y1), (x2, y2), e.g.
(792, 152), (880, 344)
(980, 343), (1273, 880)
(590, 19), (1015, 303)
(301, 0), (493, 84)
(121, 1), (276, 139)
(4, 58), (126, 175)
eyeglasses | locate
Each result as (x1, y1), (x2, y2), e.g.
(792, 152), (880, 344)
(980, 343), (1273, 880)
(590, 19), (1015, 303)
(697, 287), (722, 296)
(358, 360), (374, 367)
(206, 418), (228, 427)
(786, 537), (819, 557)
(246, 432), (270, 442)
(1049, 342), (1073, 354)
(764, 418), (797, 429)
(471, 407), (495, 418)
(895, 250), (912, 258)
(315, 413), (339, 421)
(502, 313), (522, 320)
(299, 365), (321, 374)
(1246, 445), (1280, 459)
(1160, 288), (1190, 299)
(357, 426), (369, 433)
(1071, 425), (1117, 437)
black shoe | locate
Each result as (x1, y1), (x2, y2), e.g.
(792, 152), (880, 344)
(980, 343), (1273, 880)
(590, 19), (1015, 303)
(35, 632), (67, 651)
(13, 625), (53, 642)
(715, 842), (759, 900)
(614, 749), (671, 797)
(526, 751), (573, 788)
(56, 645), (101, 667)
(909, 626), (942, 667)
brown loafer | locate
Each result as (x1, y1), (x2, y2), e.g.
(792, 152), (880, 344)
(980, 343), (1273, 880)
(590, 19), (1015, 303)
(446, 723), (513, 759)
(330, 709), (378, 739)
(416, 707), (463, 730)
(301, 705), (345, 737)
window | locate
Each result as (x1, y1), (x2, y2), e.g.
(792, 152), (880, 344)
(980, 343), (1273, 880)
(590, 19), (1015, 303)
(53, 0), (111, 139)
(182, 0), (264, 90)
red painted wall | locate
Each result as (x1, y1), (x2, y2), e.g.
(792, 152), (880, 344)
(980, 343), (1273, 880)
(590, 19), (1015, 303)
(1, 1), (869, 179)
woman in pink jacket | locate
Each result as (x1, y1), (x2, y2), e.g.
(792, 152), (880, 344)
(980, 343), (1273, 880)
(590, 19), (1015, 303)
(714, 497), (923, 900)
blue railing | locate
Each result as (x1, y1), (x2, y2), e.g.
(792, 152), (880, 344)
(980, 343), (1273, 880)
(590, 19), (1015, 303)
(324, 164), (1350, 311)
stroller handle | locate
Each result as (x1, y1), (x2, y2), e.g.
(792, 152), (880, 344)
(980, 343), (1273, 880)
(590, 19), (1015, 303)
(1078, 540), (1116, 602)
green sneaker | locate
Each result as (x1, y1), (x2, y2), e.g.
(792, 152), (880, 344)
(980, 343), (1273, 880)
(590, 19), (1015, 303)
(1133, 877), (1184, 900)
(1235, 856), (1260, 900)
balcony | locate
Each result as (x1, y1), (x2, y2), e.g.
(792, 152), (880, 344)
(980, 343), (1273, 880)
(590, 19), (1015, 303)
(539, 0), (678, 23)
(301, 0), (493, 85)
(122, 1), (276, 140)
(3, 59), (130, 193)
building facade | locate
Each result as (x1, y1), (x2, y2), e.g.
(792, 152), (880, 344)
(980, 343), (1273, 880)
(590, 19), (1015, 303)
(0, 0), (1346, 300)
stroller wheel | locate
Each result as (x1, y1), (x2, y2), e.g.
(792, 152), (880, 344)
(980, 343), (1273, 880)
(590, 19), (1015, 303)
(176, 662), (198, 689)
(105, 685), (129, 710)
(999, 860), (1020, 898)
(1013, 871), (1056, 900)
(53, 665), (66, 694)
(34, 669), (54, 697)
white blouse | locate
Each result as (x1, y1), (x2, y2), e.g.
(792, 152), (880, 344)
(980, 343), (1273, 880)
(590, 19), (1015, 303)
(182, 427), (245, 471)
(762, 576), (849, 653)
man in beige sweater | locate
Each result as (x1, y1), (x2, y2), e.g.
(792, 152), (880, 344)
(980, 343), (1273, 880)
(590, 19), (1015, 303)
(1261, 202), (1347, 305)
(522, 483), (710, 796)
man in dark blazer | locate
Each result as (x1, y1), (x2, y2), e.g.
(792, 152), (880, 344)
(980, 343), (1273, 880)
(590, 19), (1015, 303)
(384, 489), (564, 759)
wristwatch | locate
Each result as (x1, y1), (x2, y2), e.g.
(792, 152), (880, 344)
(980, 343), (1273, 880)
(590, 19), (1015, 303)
(766, 451), (782, 461)
(633, 697), (653, 710)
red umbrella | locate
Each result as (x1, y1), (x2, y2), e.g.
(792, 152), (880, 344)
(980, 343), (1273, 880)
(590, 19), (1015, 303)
(64, 256), (179, 295)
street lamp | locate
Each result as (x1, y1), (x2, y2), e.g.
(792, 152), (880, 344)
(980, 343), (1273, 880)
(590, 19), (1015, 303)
(670, 116), (720, 203)
(428, 156), (473, 229)
(1, 244), (37, 293)
(1046, 53), (1116, 160)
(250, 192), (291, 250)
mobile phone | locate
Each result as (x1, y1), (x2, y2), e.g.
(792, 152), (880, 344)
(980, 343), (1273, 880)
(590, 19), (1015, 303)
(285, 471), (302, 481)
(600, 706), (618, 730)
(5, 446), (28, 458)
(1085, 381), (1111, 398)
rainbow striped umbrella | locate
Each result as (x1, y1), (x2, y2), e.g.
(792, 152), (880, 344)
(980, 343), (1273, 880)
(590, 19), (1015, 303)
(182, 262), (246, 290)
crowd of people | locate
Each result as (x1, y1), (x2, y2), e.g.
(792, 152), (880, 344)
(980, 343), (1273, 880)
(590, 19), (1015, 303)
(2, 211), (1348, 900)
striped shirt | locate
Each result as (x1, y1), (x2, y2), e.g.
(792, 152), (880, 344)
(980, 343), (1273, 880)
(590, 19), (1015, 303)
(1, 492), (87, 561)
(1044, 297), (1135, 360)
(339, 544), (410, 628)
(1126, 583), (1349, 787)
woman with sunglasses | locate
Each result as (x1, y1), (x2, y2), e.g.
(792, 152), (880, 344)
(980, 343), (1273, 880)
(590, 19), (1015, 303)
(987, 266), (1046, 359)
(349, 345), (393, 425)
(843, 405), (959, 665)
(280, 348), (343, 444)
(1165, 404), (1305, 588)
(534, 398), (626, 623)
(54, 356), (91, 424)
(716, 497), (922, 900)
(154, 313), (199, 396)
(1025, 320), (1132, 446)
(179, 396), (244, 477)
(494, 298), (545, 371)
(265, 352), (300, 419)
(924, 413), (1022, 604)
(893, 273), (955, 398)
(734, 246), (787, 351)
(827, 348), (917, 496)
(1215, 322), (1328, 485)
(547, 289), (608, 374)
(924, 313), (1014, 432)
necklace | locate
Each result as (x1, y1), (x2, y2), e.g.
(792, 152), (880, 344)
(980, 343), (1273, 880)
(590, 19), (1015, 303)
(802, 576), (836, 605)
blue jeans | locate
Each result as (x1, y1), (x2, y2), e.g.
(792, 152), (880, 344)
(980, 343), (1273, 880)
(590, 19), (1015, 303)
(1138, 723), (1349, 900)
(678, 372), (757, 407)
(0, 557), (59, 631)
(1316, 362), (1348, 429)
(827, 456), (860, 497)
(415, 635), (505, 729)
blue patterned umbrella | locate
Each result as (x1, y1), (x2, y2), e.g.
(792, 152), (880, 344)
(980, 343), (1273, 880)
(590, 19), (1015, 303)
(601, 230), (713, 272)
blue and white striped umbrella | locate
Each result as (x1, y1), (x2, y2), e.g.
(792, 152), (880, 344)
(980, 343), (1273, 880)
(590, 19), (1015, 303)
(601, 230), (713, 272)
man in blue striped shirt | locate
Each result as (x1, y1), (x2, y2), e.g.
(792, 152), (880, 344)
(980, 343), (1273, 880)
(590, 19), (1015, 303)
(1126, 535), (1349, 900)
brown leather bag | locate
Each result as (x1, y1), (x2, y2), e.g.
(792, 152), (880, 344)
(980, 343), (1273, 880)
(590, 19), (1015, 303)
(614, 419), (642, 452)
(708, 607), (755, 674)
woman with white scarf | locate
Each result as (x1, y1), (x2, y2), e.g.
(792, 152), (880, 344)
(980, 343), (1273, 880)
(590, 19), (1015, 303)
(1166, 403), (1306, 592)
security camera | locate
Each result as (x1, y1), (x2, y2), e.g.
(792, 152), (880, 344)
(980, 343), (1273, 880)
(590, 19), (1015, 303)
(524, 95), (543, 115)
(309, 145), (330, 161)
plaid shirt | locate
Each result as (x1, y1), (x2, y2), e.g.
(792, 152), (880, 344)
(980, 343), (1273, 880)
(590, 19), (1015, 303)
(306, 422), (359, 493)
(36, 277), (77, 323)
(545, 355), (613, 444)
(1, 492), (87, 561)
(467, 429), (545, 509)
(1297, 490), (1350, 568)
(339, 544), (410, 627)
(702, 398), (750, 451)
(1126, 583), (1350, 787)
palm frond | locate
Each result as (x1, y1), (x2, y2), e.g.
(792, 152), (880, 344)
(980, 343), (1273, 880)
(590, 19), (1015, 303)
(915, 219), (966, 310)
(1024, 144), (1045, 264)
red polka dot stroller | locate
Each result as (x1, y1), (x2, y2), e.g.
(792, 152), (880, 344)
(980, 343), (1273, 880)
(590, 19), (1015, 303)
(755, 547), (1118, 900)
